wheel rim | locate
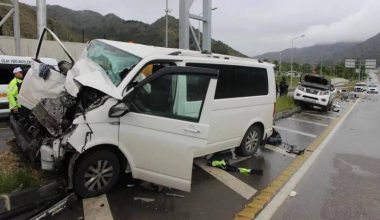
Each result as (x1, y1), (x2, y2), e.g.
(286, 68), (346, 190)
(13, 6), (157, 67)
(244, 130), (259, 152)
(84, 160), (114, 192)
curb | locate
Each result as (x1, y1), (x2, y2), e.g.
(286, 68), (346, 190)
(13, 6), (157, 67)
(274, 107), (301, 121)
(0, 179), (67, 219)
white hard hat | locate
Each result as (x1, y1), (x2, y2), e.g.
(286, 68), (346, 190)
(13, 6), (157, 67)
(13, 67), (22, 73)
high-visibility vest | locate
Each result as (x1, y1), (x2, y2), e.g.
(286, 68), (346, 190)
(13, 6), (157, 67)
(7, 77), (23, 110)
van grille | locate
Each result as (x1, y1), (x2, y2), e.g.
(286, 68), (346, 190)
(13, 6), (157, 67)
(305, 88), (319, 94)
(303, 95), (318, 100)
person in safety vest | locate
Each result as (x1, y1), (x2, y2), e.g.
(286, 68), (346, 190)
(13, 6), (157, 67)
(7, 67), (23, 115)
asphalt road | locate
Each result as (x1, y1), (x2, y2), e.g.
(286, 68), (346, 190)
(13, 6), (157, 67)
(270, 73), (380, 220)
(0, 85), (359, 220)
(52, 102), (351, 219)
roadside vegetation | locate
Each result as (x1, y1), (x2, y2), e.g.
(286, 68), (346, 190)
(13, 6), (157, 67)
(0, 142), (49, 194)
(275, 96), (297, 113)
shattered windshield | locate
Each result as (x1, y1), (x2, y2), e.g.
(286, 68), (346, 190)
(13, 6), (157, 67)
(87, 40), (142, 86)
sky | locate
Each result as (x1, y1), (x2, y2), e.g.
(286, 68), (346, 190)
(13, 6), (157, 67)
(19, 0), (380, 56)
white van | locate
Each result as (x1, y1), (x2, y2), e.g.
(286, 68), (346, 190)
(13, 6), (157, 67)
(0, 55), (57, 115)
(11, 28), (275, 197)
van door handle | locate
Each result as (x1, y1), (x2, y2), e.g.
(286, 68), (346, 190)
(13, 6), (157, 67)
(184, 128), (200, 134)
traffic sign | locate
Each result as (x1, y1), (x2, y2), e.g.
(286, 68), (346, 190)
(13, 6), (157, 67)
(345, 59), (355, 68)
(365, 59), (376, 69)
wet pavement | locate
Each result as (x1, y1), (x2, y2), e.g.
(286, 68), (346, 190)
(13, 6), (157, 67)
(0, 89), (357, 219)
(271, 73), (380, 220)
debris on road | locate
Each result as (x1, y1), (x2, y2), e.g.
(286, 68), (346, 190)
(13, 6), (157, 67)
(165, 193), (185, 198)
(208, 159), (264, 175)
(332, 102), (341, 112)
(289, 191), (297, 197)
(283, 143), (305, 156)
(133, 197), (155, 203)
(266, 129), (282, 145)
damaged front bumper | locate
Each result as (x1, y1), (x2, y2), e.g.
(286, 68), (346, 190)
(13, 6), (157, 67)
(10, 115), (75, 171)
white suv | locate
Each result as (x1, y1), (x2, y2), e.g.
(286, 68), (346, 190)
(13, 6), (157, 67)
(367, 84), (378, 94)
(11, 28), (276, 197)
(294, 74), (336, 111)
(354, 83), (367, 92)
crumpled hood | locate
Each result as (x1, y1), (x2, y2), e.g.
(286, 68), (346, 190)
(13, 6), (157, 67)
(66, 58), (122, 100)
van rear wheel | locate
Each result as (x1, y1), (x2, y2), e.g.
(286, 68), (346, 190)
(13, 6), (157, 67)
(73, 150), (120, 198)
(238, 125), (263, 156)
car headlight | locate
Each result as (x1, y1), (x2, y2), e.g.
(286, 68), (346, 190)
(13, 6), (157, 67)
(297, 85), (306, 92)
(320, 90), (330, 95)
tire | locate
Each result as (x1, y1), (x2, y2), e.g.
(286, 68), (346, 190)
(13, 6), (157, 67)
(322, 104), (331, 112)
(237, 125), (263, 156)
(300, 103), (309, 110)
(73, 150), (120, 198)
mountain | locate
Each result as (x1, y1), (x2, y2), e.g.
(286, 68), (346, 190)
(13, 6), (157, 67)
(0, 3), (246, 57)
(339, 32), (380, 62)
(0, 3), (77, 40)
(255, 42), (358, 64)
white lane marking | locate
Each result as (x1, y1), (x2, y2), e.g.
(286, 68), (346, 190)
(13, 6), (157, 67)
(300, 112), (336, 119)
(288, 117), (329, 127)
(273, 126), (317, 138)
(265, 145), (296, 158)
(256, 98), (360, 220)
(83, 194), (113, 220)
(194, 159), (257, 200)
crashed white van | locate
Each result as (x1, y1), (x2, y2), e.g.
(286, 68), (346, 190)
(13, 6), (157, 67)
(11, 28), (275, 197)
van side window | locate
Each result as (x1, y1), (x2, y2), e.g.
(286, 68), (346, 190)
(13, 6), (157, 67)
(187, 63), (268, 99)
(127, 62), (176, 92)
(127, 73), (210, 122)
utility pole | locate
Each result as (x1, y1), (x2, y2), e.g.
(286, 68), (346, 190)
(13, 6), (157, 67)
(165, 0), (169, 47)
(37, 0), (47, 40)
(179, 0), (216, 52)
(279, 52), (282, 74)
(13, 0), (21, 55)
(358, 60), (361, 81)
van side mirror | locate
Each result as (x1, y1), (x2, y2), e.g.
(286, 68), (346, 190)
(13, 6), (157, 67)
(109, 102), (129, 118)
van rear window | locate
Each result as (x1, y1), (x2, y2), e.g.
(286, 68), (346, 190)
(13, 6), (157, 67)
(186, 63), (268, 99)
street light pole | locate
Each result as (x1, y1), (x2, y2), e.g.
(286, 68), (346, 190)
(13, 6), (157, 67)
(290, 34), (305, 89)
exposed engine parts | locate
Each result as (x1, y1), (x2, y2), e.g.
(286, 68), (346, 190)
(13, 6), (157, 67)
(32, 92), (77, 137)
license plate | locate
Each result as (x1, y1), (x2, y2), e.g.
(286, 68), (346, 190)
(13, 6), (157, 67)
(304, 97), (317, 103)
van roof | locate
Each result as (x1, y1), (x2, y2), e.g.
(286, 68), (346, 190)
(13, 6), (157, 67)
(97, 39), (269, 66)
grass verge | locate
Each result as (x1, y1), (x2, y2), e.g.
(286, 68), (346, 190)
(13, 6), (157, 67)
(276, 96), (297, 113)
(0, 143), (48, 194)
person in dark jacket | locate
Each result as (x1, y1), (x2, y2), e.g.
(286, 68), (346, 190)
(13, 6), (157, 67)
(279, 76), (289, 96)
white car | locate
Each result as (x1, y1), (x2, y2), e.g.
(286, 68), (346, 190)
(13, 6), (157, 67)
(11, 28), (276, 197)
(0, 55), (58, 115)
(293, 74), (336, 111)
(354, 83), (367, 92)
(367, 84), (378, 94)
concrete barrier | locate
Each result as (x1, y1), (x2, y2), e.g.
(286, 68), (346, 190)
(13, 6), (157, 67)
(0, 36), (86, 60)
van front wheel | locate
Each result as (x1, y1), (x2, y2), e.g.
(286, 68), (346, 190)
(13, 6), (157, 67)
(73, 150), (120, 198)
(238, 125), (263, 156)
